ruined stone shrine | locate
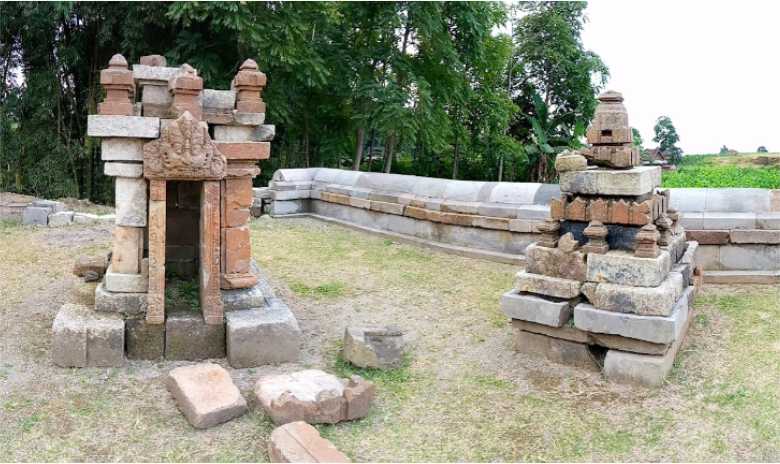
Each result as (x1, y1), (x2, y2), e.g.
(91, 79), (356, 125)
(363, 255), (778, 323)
(501, 91), (702, 386)
(52, 54), (300, 367)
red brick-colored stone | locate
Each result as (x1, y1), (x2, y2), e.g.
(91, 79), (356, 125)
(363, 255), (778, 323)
(566, 197), (587, 221)
(146, 180), (166, 324)
(610, 199), (630, 224)
(214, 142), (270, 160)
(268, 422), (351, 463)
(686, 229), (730, 245)
(200, 181), (224, 325)
(550, 197), (565, 220)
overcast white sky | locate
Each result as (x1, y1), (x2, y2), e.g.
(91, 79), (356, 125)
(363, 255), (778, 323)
(580, 0), (780, 154)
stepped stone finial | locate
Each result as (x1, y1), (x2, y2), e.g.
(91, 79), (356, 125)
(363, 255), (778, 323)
(108, 54), (128, 69)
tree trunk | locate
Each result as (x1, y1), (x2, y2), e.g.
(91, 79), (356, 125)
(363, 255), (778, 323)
(383, 134), (395, 173)
(452, 139), (460, 179)
(366, 129), (376, 172)
(352, 126), (365, 170)
(498, 155), (504, 182)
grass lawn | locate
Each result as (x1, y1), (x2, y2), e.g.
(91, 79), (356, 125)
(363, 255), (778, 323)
(0, 217), (778, 461)
(662, 153), (780, 188)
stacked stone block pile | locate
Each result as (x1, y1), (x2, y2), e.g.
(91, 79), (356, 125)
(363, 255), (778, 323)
(501, 91), (702, 386)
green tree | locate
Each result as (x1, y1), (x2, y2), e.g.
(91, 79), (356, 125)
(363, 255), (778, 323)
(508, 1), (609, 181)
(653, 115), (682, 164)
(757, 146), (768, 153)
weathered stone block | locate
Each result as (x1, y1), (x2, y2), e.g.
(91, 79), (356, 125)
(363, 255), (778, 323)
(500, 291), (574, 327)
(559, 166), (661, 196)
(343, 326), (405, 369)
(104, 263), (148, 293)
(254, 124), (276, 141)
(52, 304), (124, 368)
(221, 284), (264, 311)
(32, 199), (65, 213)
(268, 421), (351, 463)
(512, 320), (668, 355)
(730, 229), (780, 244)
(686, 229), (730, 245)
(132, 64), (179, 84)
(580, 272), (684, 316)
(719, 244), (780, 270)
(165, 312), (226, 361)
(202, 89), (235, 112)
(48, 211), (74, 227)
(74, 254), (109, 279)
(73, 212), (100, 224)
(104, 162), (143, 178)
(233, 112), (265, 126)
(125, 319), (164, 360)
(87, 115), (160, 138)
(94, 282), (147, 317)
(514, 271), (581, 299)
(22, 206), (49, 225)
(525, 243), (587, 281)
(512, 329), (598, 370)
(586, 250), (671, 287)
(225, 303), (301, 368)
(254, 370), (374, 425)
(213, 125), (253, 142)
(112, 226), (143, 274)
(602, 296), (695, 387)
(115, 177), (147, 227)
(166, 363), (248, 429)
(573, 287), (691, 344)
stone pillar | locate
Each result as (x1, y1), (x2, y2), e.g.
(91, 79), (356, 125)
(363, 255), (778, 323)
(635, 223), (660, 258)
(536, 218), (560, 248)
(170, 64), (204, 120)
(146, 180), (166, 324)
(98, 54), (134, 116)
(201, 181), (225, 324)
(583, 220), (609, 254)
(232, 59), (266, 114)
(220, 177), (257, 289)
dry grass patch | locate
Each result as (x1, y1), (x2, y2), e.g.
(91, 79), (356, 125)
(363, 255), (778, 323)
(0, 217), (778, 461)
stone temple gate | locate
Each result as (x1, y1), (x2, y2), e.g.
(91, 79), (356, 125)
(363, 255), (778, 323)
(52, 54), (300, 367)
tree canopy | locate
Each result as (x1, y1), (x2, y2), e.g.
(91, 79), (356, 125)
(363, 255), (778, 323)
(1, 1), (608, 204)
(653, 115), (682, 164)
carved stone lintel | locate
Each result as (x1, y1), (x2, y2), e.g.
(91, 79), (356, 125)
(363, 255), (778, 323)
(143, 111), (226, 180)
(536, 218), (561, 248)
(635, 223), (661, 258)
(582, 220), (609, 254)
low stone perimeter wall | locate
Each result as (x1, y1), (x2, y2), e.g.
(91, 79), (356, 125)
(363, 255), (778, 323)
(266, 169), (780, 277)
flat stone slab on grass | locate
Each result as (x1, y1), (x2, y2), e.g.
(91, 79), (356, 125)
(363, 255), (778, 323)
(580, 271), (684, 316)
(48, 211), (74, 227)
(512, 320), (668, 355)
(22, 206), (50, 225)
(52, 304), (124, 367)
(500, 291), (575, 327)
(166, 363), (247, 429)
(254, 370), (375, 425)
(574, 287), (692, 345)
(514, 271), (582, 299)
(586, 250), (671, 287)
(225, 301), (301, 368)
(268, 421), (351, 463)
(343, 326), (405, 369)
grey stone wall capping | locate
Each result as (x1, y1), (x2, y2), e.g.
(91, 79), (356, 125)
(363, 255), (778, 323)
(267, 169), (780, 272)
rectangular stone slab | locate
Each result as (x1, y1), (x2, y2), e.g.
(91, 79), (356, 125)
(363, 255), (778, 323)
(512, 329), (598, 370)
(87, 115), (160, 138)
(101, 138), (144, 161)
(165, 312), (226, 360)
(603, 291), (696, 387)
(512, 320), (669, 355)
(514, 271), (581, 299)
(573, 287), (691, 344)
(586, 250), (671, 287)
(268, 421), (351, 463)
(225, 302), (302, 368)
(500, 291), (574, 327)
(115, 177), (147, 227)
(580, 271), (684, 316)
(214, 141), (270, 160)
(559, 166), (661, 196)
(166, 363), (247, 429)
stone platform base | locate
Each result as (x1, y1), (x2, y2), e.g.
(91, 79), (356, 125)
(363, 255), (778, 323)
(510, 284), (697, 387)
(52, 262), (301, 368)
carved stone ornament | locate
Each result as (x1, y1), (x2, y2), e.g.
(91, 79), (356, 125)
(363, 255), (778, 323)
(143, 111), (226, 180)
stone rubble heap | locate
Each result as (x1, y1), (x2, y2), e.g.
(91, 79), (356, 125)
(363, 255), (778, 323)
(52, 53), (300, 368)
(501, 91), (702, 386)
